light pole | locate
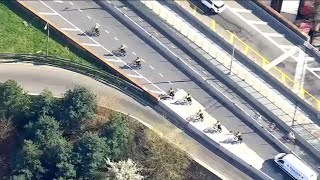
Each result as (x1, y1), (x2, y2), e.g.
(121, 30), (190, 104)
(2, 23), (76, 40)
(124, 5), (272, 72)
(44, 22), (50, 57)
(227, 32), (236, 75)
(291, 102), (298, 127)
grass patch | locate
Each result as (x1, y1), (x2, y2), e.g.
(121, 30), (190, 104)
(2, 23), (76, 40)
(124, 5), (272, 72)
(0, 1), (97, 67)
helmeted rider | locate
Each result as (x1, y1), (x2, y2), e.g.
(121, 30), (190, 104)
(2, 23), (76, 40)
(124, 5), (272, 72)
(94, 23), (100, 33)
(168, 88), (175, 98)
(196, 110), (204, 121)
(135, 56), (141, 66)
(287, 131), (295, 142)
(214, 121), (221, 131)
(119, 44), (126, 53)
(235, 132), (242, 142)
(185, 93), (192, 104)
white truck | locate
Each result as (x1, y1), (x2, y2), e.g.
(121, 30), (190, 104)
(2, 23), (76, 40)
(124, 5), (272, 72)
(274, 153), (318, 180)
(200, 0), (226, 13)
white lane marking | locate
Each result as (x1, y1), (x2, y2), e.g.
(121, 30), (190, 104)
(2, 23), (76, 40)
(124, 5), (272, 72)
(141, 58), (146, 62)
(171, 45), (176, 48)
(127, 74), (145, 79)
(114, 6), (122, 13)
(107, 0), (111, 3)
(203, 71), (208, 75)
(60, 27), (80, 31)
(138, 18), (142, 22)
(149, 65), (155, 70)
(39, 0), (165, 94)
(78, 8), (83, 12)
(154, 31), (159, 35)
(149, 90), (164, 94)
(229, 8), (252, 13)
(39, 12), (58, 15)
(263, 32), (285, 38)
(168, 81), (173, 84)
(82, 43), (100, 47)
(114, 37), (118, 41)
(123, 7), (128, 10)
(132, 52), (136, 55)
(53, 0), (63, 3)
(69, 1), (73, 5)
(248, 20), (268, 25)
(105, 30), (109, 33)
(87, 16), (92, 20)
(104, 58), (122, 63)
(159, 73), (163, 77)
(96, 23), (100, 26)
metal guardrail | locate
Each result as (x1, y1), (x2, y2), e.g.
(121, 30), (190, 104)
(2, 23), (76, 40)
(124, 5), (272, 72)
(0, 53), (153, 102)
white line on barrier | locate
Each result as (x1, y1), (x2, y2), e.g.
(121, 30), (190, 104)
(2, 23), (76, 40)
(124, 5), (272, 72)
(39, 12), (58, 15)
(263, 32), (284, 38)
(60, 27), (80, 31)
(82, 43), (100, 47)
(69, 1), (73, 5)
(127, 74), (145, 79)
(114, 37), (118, 41)
(87, 15), (92, 20)
(39, 0), (165, 94)
(229, 8), (252, 13)
(159, 73), (163, 77)
(149, 65), (155, 70)
(105, 30), (109, 33)
(78, 8), (83, 12)
(104, 58), (122, 63)
(248, 20), (268, 25)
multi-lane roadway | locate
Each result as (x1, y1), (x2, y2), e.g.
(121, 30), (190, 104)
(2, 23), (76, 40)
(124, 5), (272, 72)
(13, 0), (299, 179)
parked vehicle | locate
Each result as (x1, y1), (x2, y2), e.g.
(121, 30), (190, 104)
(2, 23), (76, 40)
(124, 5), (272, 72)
(274, 153), (318, 180)
(200, 0), (226, 13)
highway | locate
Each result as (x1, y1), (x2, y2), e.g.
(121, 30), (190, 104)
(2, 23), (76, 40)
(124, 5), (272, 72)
(178, 0), (320, 105)
(0, 62), (250, 180)
(17, 0), (290, 179)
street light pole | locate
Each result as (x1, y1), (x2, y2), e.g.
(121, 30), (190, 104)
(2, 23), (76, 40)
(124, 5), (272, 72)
(291, 102), (298, 127)
(44, 22), (50, 57)
(227, 33), (236, 75)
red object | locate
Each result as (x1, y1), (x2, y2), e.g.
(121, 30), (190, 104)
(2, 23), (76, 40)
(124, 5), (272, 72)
(302, 0), (314, 16)
(300, 22), (312, 33)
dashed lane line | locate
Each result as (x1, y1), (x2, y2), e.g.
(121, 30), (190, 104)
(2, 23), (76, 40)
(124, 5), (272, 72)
(69, 1), (74, 5)
(53, 0), (63, 3)
(168, 81), (173, 84)
(149, 90), (164, 94)
(87, 15), (92, 20)
(149, 65), (155, 70)
(39, 0), (165, 94)
(105, 30), (109, 33)
(248, 20), (268, 25)
(263, 32), (285, 38)
(229, 8), (252, 13)
(132, 52), (136, 55)
(114, 37), (119, 41)
(159, 73), (164, 77)
(78, 8), (83, 12)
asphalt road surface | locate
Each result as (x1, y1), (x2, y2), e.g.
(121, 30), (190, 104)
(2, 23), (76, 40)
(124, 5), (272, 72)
(17, 0), (291, 179)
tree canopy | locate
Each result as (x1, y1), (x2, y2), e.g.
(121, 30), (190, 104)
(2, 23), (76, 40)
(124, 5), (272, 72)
(73, 132), (110, 179)
(101, 113), (131, 160)
(60, 86), (97, 134)
(0, 80), (31, 126)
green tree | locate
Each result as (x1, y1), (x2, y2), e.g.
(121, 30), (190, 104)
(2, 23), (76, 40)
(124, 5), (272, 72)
(30, 89), (57, 119)
(101, 113), (131, 160)
(25, 115), (62, 147)
(61, 86), (97, 134)
(0, 80), (31, 126)
(43, 137), (76, 179)
(73, 132), (110, 179)
(13, 140), (45, 179)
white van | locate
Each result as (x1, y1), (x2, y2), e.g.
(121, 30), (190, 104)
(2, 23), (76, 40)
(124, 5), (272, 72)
(200, 0), (226, 13)
(274, 153), (318, 180)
